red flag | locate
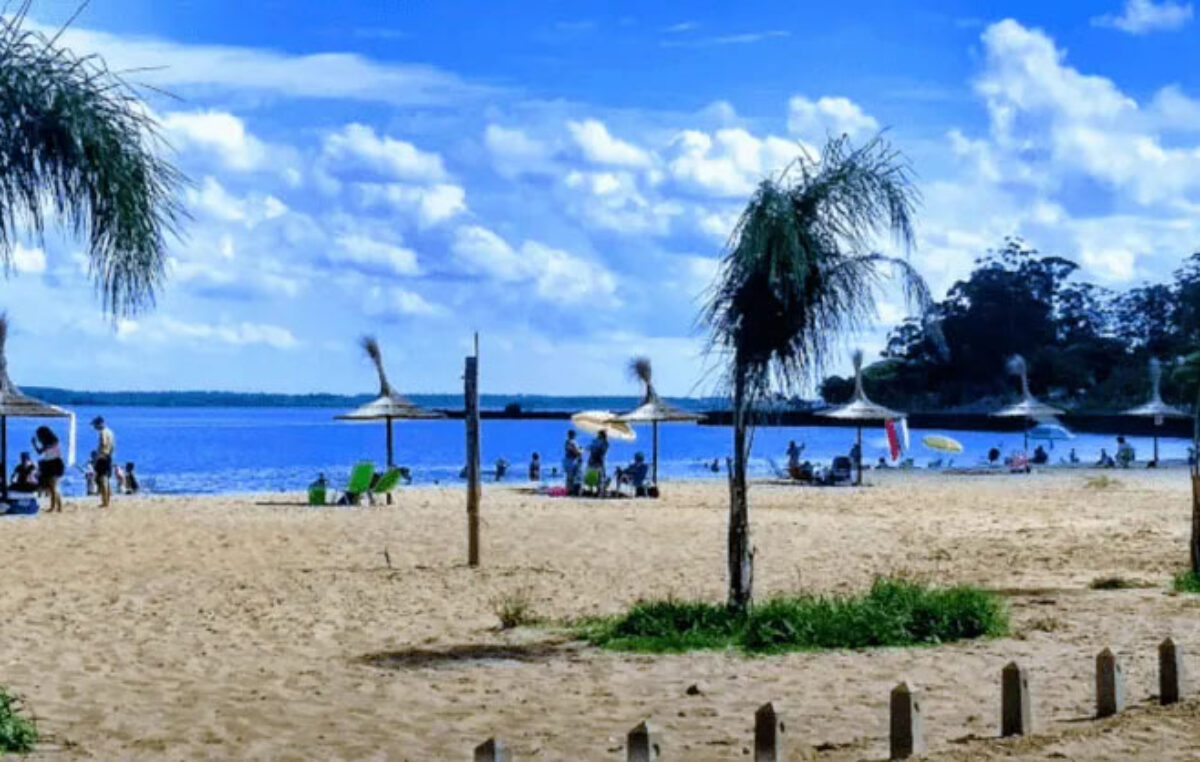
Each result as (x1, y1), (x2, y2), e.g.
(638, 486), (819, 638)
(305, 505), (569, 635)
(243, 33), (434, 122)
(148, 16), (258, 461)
(885, 418), (902, 461)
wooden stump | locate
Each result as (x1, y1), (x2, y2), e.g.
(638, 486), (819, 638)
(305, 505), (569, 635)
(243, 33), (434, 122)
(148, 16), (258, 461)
(890, 682), (925, 760)
(474, 738), (511, 762)
(1160, 637), (1186, 705)
(754, 702), (785, 761)
(1096, 648), (1125, 718)
(1001, 662), (1032, 737)
(627, 720), (660, 762)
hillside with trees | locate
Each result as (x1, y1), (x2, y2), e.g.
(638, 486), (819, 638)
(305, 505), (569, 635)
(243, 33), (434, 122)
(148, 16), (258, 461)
(820, 238), (1200, 412)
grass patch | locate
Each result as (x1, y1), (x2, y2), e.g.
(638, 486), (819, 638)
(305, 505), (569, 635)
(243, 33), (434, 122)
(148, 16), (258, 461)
(579, 578), (1008, 654)
(1173, 570), (1200, 593)
(1083, 475), (1121, 490)
(491, 588), (538, 630)
(0, 687), (37, 754)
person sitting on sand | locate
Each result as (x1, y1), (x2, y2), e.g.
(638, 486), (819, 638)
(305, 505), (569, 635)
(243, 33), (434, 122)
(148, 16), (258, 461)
(987, 446), (1001, 465)
(1096, 448), (1115, 468)
(10, 453), (37, 493)
(1031, 445), (1049, 465)
(124, 462), (140, 494)
(616, 452), (651, 497)
(528, 452), (541, 482)
(1115, 436), (1135, 468)
(709, 458), (720, 473)
(32, 426), (65, 513)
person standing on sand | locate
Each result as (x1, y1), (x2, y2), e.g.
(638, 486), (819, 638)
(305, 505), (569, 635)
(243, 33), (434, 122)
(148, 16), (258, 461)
(92, 416), (116, 508)
(563, 429), (582, 496)
(32, 426), (65, 513)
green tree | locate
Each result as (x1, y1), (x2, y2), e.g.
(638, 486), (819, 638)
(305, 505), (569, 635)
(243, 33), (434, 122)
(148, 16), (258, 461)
(1, 6), (184, 315)
(703, 135), (931, 611)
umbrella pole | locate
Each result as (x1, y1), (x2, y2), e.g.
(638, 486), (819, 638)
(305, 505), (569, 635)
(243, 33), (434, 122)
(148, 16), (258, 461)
(386, 416), (394, 505)
(652, 420), (659, 485)
(856, 426), (863, 486)
(1155, 434), (1160, 465)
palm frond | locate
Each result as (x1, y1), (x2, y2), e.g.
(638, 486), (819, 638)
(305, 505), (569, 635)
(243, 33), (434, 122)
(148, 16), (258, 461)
(702, 134), (928, 408)
(361, 335), (392, 397)
(0, 5), (186, 316)
(629, 356), (655, 401)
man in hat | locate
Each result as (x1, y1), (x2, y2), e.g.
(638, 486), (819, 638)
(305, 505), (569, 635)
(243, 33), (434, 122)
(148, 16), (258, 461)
(92, 416), (116, 508)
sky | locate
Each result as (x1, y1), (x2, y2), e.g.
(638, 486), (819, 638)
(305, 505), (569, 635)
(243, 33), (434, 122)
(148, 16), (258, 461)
(4, 0), (1200, 396)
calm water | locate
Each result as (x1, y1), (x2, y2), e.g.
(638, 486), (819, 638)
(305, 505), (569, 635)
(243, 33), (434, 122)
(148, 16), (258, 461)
(1, 406), (1190, 496)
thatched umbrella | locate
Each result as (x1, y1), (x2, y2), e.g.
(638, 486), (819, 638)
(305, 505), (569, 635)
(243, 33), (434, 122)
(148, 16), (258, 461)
(335, 337), (442, 473)
(617, 357), (701, 485)
(817, 351), (903, 485)
(1123, 357), (1189, 463)
(0, 316), (73, 503)
(992, 355), (1063, 455)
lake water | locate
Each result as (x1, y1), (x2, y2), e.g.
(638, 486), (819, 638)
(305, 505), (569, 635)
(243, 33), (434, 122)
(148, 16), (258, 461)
(2, 406), (1190, 496)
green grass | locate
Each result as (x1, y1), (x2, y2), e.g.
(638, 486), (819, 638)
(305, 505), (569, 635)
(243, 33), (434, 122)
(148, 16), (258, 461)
(1173, 570), (1200, 593)
(0, 687), (37, 754)
(578, 578), (1008, 654)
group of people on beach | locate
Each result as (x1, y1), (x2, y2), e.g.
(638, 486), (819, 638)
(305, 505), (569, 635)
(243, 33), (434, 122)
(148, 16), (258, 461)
(560, 428), (651, 497)
(7, 416), (133, 509)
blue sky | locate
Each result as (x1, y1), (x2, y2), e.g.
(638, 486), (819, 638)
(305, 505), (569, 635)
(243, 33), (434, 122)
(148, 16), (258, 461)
(4, 0), (1200, 395)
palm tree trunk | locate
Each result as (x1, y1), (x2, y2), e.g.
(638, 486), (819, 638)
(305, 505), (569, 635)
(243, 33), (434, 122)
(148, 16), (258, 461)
(1191, 388), (1200, 575)
(727, 363), (753, 612)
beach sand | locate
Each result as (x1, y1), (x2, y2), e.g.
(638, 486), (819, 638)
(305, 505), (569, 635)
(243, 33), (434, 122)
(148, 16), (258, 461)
(3, 469), (1200, 760)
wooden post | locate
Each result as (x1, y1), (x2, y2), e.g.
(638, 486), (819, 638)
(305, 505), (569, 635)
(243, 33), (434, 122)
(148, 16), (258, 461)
(627, 720), (659, 762)
(465, 337), (481, 568)
(652, 420), (659, 485)
(754, 702), (784, 761)
(1001, 662), (1032, 737)
(1096, 648), (1125, 718)
(1160, 637), (1185, 705)
(385, 415), (395, 505)
(889, 682), (925, 760)
(1, 414), (7, 503)
(856, 425), (863, 486)
(474, 738), (511, 761)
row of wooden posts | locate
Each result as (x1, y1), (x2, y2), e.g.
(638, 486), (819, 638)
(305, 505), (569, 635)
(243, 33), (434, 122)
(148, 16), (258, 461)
(470, 639), (1188, 761)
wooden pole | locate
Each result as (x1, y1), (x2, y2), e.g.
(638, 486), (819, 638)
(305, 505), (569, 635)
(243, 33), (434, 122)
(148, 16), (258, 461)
(856, 425), (863, 486)
(652, 420), (659, 485)
(1, 414), (7, 503)
(386, 415), (394, 505)
(466, 336), (481, 567)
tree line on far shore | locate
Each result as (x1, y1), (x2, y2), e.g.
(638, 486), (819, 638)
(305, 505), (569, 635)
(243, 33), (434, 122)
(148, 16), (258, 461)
(819, 237), (1200, 413)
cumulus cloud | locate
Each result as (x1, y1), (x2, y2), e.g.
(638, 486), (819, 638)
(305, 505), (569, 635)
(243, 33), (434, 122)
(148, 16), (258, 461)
(364, 285), (442, 318)
(787, 96), (880, 140)
(561, 170), (682, 235)
(1092, 0), (1193, 34)
(186, 177), (289, 227)
(322, 124), (448, 182)
(450, 225), (617, 304)
(567, 119), (653, 168)
(118, 317), (299, 349)
(356, 182), (467, 227)
(331, 234), (421, 276)
(484, 124), (555, 177)
(161, 110), (270, 172)
(666, 128), (804, 197)
(10, 243), (47, 275)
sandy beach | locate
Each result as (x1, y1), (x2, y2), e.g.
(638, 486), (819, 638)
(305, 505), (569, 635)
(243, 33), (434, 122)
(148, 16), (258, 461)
(3, 469), (1200, 760)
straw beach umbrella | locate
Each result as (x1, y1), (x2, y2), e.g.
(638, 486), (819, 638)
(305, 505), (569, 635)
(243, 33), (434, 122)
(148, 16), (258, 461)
(1123, 357), (1188, 463)
(617, 357), (701, 485)
(335, 337), (442, 474)
(818, 351), (903, 485)
(0, 316), (73, 503)
(992, 355), (1063, 454)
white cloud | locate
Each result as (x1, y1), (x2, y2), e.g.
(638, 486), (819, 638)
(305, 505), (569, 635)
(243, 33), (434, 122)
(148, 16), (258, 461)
(42, 21), (494, 106)
(787, 96), (880, 140)
(119, 317), (299, 349)
(364, 286), (442, 318)
(561, 170), (682, 234)
(567, 119), (653, 168)
(323, 124), (448, 183)
(484, 124), (555, 177)
(1093, 0), (1193, 34)
(331, 234), (421, 276)
(450, 225), (617, 304)
(356, 182), (467, 227)
(12, 243), (47, 275)
(186, 177), (289, 227)
(666, 128), (804, 197)
(661, 30), (790, 48)
(161, 110), (269, 172)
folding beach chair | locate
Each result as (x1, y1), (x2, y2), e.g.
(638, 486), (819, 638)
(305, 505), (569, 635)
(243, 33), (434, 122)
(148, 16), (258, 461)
(367, 467), (404, 504)
(339, 461), (376, 505)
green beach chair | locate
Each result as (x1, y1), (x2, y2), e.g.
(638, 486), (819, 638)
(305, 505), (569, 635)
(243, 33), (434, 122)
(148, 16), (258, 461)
(341, 461), (376, 505)
(367, 467), (404, 504)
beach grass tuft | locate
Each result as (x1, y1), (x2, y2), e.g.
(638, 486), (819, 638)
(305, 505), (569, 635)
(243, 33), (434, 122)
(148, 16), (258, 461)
(0, 687), (37, 754)
(1083, 475), (1122, 490)
(1089, 575), (1138, 590)
(492, 588), (538, 630)
(1172, 570), (1200, 594)
(578, 577), (1008, 654)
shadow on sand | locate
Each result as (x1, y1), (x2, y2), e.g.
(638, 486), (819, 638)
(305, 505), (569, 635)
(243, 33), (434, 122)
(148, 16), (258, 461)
(361, 639), (579, 670)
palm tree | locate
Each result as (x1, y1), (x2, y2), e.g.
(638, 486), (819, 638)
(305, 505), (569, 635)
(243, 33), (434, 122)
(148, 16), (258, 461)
(1, 4), (184, 316)
(703, 135), (933, 612)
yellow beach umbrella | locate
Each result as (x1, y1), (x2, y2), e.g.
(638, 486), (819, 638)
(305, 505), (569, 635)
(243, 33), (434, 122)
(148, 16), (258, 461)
(571, 410), (637, 441)
(922, 435), (963, 454)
